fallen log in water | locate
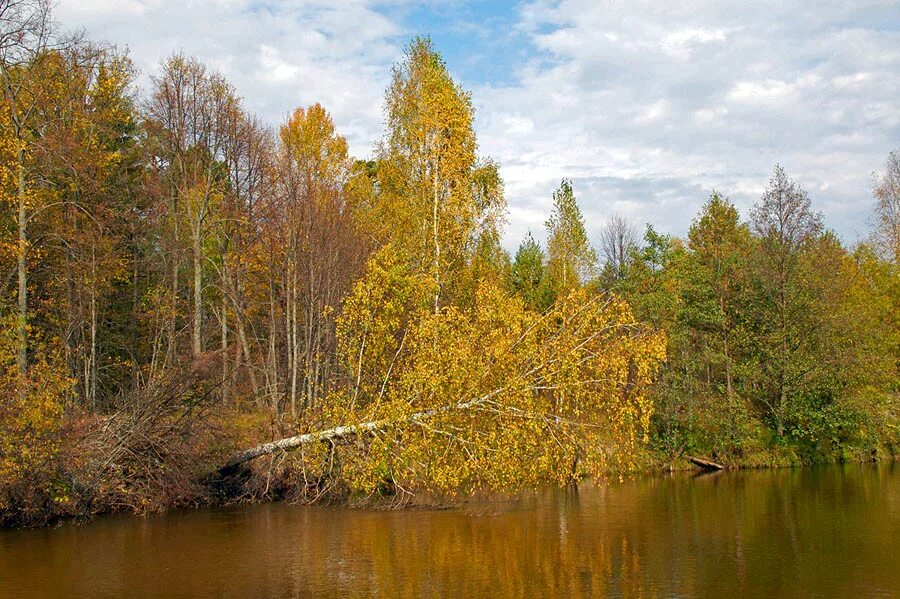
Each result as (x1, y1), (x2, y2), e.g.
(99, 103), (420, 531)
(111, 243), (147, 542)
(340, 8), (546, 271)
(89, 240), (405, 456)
(218, 390), (502, 476)
(688, 456), (725, 471)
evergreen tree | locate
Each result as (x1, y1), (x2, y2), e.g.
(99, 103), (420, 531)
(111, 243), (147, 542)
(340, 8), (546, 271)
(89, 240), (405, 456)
(511, 232), (551, 311)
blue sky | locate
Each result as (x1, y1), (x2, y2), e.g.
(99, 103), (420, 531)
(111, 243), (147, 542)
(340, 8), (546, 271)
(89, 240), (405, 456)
(388, 1), (531, 86)
(58, 0), (900, 251)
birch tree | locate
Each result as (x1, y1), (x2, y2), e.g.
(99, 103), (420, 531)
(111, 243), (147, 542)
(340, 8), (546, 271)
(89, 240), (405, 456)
(146, 54), (241, 363)
(546, 179), (597, 295)
(0, 0), (55, 375)
(269, 103), (367, 415)
(376, 37), (504, 311)
(873, 149), (900, 264)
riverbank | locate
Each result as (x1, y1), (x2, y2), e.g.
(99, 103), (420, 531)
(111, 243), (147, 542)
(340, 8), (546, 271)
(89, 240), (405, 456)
(3, 403), (897, 530)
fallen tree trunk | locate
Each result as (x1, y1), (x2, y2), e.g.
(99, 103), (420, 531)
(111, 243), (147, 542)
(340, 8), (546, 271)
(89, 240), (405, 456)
(688, 456), (725, 471)
(218, 391), (502, 476)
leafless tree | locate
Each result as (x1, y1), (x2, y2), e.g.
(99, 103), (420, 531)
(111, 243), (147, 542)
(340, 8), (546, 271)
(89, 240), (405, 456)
(599, 213), (637, 281)
(0, 0), (52, 66)
(873, 149), (900, 264)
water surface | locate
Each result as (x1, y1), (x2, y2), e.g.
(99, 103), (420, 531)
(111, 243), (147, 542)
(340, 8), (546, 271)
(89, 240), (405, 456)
(2, 463), (899, 597)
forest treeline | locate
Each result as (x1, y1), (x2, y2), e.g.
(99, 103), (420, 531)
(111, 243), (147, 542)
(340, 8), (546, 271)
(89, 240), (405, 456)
(0, 1), (897, 526)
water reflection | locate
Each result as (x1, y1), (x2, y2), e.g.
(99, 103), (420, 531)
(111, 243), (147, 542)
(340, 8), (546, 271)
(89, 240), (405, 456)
(1, 463), (898, 598)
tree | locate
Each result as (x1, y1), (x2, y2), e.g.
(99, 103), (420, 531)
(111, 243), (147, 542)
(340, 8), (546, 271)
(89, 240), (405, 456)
(266, 103), (368, 415)
(599, 213), (637, 285)
(376, 37), (504, 311)
(32, 46), (139, 407)
(227, 283), (667, 494)
(873, 149), (900, 264)
(545, 179), (597, 295)
(683, 193), (751, 401)
(146, 54), (246, 363)
(213, 107), (271, 404)
(748, 165), (823, 436)
(0, 5), (134, 406)
(511, 232), (550, 311)
(616, 225), (682, 329)
(0, 0), (57, 375)
(657, 193), (755, 455)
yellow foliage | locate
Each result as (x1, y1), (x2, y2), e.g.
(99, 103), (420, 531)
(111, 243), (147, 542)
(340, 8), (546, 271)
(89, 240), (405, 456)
(333, 259), (666, 497)
(279, 103), (350, 189)
(0, 317), (71, 504)
(336, 245), (432, 405)
(375, 37), (505, 308)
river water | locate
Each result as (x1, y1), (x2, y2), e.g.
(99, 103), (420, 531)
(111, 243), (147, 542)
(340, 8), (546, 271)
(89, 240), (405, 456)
(1, 463), (898, 598)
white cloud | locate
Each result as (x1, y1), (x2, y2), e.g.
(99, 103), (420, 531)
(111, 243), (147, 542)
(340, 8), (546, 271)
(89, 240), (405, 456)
(633, 99), (669, 124)
(727, 80), (794, 104)
(661, 27), (727, 60)
(56, 0), (900, 252)
(476, 0), (900, 248)
(831, 72), (872, 89)
(501, 115), (536, 135)
(258, 45), (300, 83)
(57, 0), (400, 153)
(63, 0), (152, 16)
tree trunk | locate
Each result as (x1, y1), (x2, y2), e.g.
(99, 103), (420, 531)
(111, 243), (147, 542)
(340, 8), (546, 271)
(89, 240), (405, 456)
(218, 391), (500, 475)
(65, 231), (77, 405)
(720, 293), (734, 400)
(89, 243), (98, 408)
(265, 271), (279, 411)
(167, 196), (179, 369)
(432, 165), (441, 313)
(192, 226), (202, 358)
(688, 456), (725, 471)
(220, 294), (229, 404)
(16, 147), (27, 376)
(131, 223), (141, 385)
(235, 314), (259, 397)
(287, 254), (298, 418)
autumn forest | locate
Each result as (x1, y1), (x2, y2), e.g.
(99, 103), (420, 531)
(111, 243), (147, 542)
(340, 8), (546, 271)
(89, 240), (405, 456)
(1, 1), (898, 527)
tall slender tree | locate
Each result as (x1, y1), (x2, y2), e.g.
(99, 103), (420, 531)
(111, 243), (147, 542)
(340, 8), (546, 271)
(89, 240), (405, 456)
(683, 193), (751, 401)
(873, 149), (900, 264)
(599, 213), (637, 285)
(376, 37), (504, 312)
(268, 103), (367, 415)
(145, 54), (242, 363)
(545, 179), (597, 296)
(748, 165), (823, 436)
(0, 0), (56, 376)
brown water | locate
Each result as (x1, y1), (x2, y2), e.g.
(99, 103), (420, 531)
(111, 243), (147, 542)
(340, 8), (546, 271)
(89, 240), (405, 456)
(1, 463), (899, 598)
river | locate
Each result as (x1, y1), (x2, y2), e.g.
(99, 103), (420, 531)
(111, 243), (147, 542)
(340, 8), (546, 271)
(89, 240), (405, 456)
(1, 463), (898, 597)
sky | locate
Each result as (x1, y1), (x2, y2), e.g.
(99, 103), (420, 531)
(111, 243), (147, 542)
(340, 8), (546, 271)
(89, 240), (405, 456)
(57, 0), (900, 250)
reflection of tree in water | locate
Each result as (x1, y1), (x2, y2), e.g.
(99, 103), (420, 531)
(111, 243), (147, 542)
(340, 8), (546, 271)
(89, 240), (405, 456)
(1, 466), (898, 597)
(273, 466), (900, 598)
